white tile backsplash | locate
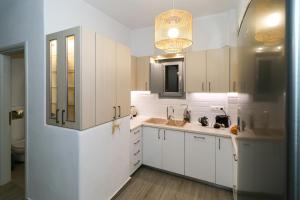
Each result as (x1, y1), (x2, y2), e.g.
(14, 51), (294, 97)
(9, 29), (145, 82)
(131, 92), (239, 126)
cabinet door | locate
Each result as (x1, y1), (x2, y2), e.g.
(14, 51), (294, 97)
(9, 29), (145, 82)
(61, 28), (81, 129)
(186, 51), (207, 92)
(95, 34), (117, 125)
(216, 137), (233, 188)
(116, 43), (131, 118)
(230, 47), (239, 92)
(207, 47), (230, 92)
(142, 126), (162, 169)
(185, 132), (216, 183)
(136, 56), (150, 91)
(131, 56), (137, 91)
(162, 130), (184, 175)
(47, 32), (63, 126)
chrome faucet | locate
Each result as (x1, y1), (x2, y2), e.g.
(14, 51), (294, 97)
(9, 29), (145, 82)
(167, 106), (174, 120)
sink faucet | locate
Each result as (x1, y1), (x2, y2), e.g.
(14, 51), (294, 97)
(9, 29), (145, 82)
(167, 106), (174, 120)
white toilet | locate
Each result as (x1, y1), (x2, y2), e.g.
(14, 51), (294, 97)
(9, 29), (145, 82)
(11, 139), (25, 162)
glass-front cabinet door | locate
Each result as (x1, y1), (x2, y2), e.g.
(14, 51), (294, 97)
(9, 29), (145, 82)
(46, 27), (80, 129)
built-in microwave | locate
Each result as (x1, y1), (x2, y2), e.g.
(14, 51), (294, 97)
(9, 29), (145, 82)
(150, 58), (185, 98)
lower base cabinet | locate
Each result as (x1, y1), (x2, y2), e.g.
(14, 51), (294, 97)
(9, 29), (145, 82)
(142, 127), (184, 175)
(185, 132), (216, 183)
(130, 127), (142, 175)
(162, 129), (184, 175)
(142, 127), (162, 169)
(216, 137), (233, 188)
(142, 127), (233, 188)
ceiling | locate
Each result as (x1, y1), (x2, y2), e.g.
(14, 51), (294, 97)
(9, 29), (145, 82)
(84, 0), (238, 29)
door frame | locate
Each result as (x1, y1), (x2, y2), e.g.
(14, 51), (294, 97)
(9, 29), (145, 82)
(0, 42), (28, 197)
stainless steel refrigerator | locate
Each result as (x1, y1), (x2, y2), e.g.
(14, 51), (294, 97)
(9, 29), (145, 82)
(236, 0), (288, 199)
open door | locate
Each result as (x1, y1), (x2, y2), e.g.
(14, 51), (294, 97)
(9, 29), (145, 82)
(0, 54), (11, 185)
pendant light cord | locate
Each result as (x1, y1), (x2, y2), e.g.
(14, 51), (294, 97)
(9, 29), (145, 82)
(172, 0), (175, 9)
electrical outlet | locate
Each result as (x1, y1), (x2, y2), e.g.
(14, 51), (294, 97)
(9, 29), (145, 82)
(211, 106), (224, 111)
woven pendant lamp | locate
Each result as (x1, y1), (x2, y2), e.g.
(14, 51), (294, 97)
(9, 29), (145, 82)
(155, 0), (193, 53)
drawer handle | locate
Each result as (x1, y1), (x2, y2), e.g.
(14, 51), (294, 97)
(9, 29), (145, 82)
(62, 109), (65, 125)
(134, 160), (141, 166)
(134, 130), (140, 135)
(55, 109), (60, 123)
(194, 136), (205, 140)
(134, 140), (140, 145)
(118, 106), (121, 118)
(113, 107), (117, 120)
(134, 150), (140, 156)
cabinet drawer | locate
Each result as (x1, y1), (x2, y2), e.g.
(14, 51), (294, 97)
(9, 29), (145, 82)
(130, 137), (142, 174)
(130, 127), (142, 141)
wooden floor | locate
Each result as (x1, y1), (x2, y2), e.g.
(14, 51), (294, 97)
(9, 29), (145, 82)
(114, 166), (233, 200)
(0, 163), (25, 200)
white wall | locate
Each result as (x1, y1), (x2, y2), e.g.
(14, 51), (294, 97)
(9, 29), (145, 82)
(131, 92), (239, 126)
(130, 10), (238, 56)
(0, 1), (80, 200)
(0, 0), (132, 199)
(44, 0), (131, 47)
(44, 0), (133, 200)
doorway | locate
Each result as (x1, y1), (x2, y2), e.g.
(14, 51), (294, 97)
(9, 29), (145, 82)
(0, 47), (26, 199)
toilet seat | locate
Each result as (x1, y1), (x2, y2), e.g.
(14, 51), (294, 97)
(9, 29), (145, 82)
(12, 139), (25, 154)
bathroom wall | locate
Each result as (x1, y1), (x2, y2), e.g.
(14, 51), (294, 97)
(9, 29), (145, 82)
(10, 54), (25, 143)
(131, 92), (239, 126)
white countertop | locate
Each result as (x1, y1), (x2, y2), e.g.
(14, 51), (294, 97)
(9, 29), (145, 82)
(130, 115), (232, 138)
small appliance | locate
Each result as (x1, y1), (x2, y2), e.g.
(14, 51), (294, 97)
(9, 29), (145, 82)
(199, 116), (209, 126)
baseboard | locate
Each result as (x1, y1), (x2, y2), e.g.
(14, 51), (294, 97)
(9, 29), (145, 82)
(110, 177), (131, 200)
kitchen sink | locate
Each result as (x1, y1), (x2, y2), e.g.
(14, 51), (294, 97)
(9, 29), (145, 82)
(144, 118), (186, 127)
(144, 118), (168, 125)
(166, 119), (186, 127)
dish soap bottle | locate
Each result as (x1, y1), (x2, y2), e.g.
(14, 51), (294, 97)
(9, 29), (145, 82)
(183, 105), (191, 123)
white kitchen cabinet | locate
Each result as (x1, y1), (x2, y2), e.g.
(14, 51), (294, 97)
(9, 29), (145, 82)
(207, 47), (230, 92)
(162, 129), (185, 175)
(142, 127), (184, 175)
(216, 137), (233, 188)
(142, 126), (162, 169)
(46, 27), (96, 130)
(95, 34), (131, 125)
(185, 132), (216, 183)
(186, 51), (207, 92)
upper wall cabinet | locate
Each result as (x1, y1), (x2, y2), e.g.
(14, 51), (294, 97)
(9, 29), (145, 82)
(230, 47), (239, 92)
(46, 27), (96, 130)
(136, 56), (150, 91)
(206, 47), (230, 93)
(46, 27), (131, 130)
(95, 34), (131, 125)
(186, 47), (230, 93)
(131, 56), (137, 91)
(186, 51), (207, 93)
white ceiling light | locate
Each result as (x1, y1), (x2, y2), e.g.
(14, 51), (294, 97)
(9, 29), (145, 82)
(155, 0), (193, 53)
